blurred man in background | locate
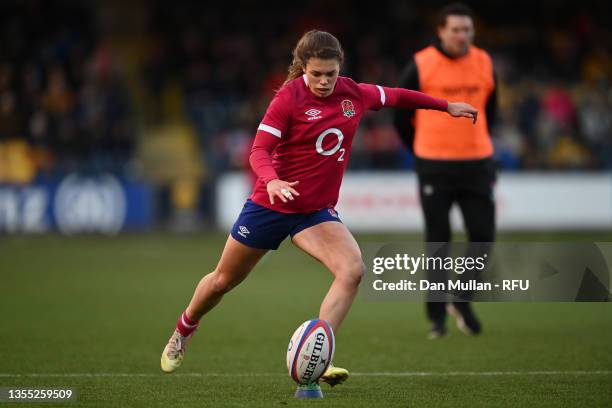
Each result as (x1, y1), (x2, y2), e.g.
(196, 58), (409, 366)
(393, 3), (498, 339)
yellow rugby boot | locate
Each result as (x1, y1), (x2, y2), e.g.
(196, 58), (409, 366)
(320, 365), (349, 387)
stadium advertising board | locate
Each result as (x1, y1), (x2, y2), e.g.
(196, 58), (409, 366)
(0, 174), (154, 234)
(217, 172), (612, 231)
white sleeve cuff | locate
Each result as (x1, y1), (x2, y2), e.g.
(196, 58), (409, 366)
(258, 123), (282, 138)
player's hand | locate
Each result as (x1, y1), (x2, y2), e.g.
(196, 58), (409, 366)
(447, 102), (478, 124)
(267, 179), (300, 204)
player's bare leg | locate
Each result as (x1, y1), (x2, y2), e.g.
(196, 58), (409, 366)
(292, 221), (364, 386)
(186, 236), (267, 319)
(161, 236), (267, 373)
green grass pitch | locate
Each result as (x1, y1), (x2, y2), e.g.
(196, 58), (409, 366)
(0, 232), (611, 407)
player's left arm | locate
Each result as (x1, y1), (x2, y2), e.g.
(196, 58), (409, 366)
(392, 57), (419, 152)
(359, 84), (478, 123)
(485, 71), (498, 132)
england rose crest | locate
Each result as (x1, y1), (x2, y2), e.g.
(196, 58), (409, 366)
(341, 99), (355, 118)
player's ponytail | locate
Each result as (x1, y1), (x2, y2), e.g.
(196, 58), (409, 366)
(284, 30), (344, 85)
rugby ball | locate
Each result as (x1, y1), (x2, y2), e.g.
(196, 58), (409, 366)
(286, 319), (334, 384)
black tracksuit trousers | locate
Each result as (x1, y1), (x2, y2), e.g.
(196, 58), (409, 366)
(416, 157), (496, 324)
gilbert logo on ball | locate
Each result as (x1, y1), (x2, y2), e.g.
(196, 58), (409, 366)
(287, 319), (334, 384)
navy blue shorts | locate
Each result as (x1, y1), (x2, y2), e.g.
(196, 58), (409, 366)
(230, 200), (342, 250)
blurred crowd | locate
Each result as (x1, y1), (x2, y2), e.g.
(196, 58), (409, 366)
(143, 0), (612, 173)
(0, 2), (134, 184)
(0, 0), (611, 187)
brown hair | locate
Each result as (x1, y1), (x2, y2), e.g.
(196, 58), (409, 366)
(284, 30), (344, 85)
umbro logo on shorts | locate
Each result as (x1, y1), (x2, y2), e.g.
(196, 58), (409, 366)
(238, 225), (250, 238)
(305, 109), (322, 121)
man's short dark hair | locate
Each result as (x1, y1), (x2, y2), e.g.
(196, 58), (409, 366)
(437, 3), (474, 27)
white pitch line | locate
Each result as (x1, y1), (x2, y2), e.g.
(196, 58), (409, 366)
(0, 373), (267, 378)
(352, 371), (612, 376)
(0, 371), (610, 378)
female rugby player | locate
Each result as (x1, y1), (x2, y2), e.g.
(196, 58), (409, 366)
(161, 30), (477, 386)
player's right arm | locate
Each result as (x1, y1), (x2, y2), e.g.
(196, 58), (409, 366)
(249, 86), (301, 205)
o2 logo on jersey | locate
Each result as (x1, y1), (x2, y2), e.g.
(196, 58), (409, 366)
(316, 128), (345, 161)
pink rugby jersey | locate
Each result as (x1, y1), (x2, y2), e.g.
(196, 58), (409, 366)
(249, 75), (448, 213)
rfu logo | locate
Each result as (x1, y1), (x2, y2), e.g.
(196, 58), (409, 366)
(238, 225), (250, 238)
(305, 109), (322, 121)
(341, 100), (355, 118)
